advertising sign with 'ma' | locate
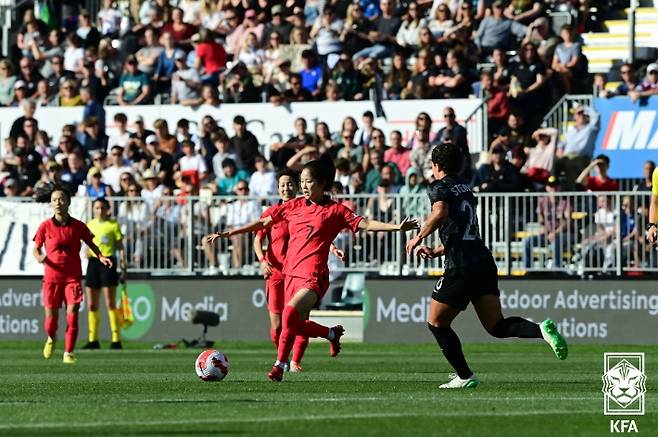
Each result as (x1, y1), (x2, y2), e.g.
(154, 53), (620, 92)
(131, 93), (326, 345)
(594, 96), (658, 178)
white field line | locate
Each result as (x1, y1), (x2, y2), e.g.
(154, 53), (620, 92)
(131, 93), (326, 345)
(0, 410), (603, 430)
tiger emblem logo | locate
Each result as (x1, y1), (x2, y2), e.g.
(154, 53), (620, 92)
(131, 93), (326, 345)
(602, 359), (646, 409)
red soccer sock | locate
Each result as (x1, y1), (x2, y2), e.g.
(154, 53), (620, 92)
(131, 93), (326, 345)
(291, 335), (309, 363)
(277, 306), (301, 363)
(64, 312), (79, 353)
(270, 327), (281, 348)
(300, 319), (331, 339)
(44, 316), (58, 339)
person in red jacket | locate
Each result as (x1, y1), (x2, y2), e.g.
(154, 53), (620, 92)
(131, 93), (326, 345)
(33, 185), (112, 364)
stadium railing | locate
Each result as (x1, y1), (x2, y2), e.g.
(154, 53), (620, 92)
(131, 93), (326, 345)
(100, 191), (653, 277)
(542, 94), (594, 140)
(2, 191), (651, 277)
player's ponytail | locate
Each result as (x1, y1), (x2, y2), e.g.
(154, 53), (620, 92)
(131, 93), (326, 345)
(303, 153), (336, 192)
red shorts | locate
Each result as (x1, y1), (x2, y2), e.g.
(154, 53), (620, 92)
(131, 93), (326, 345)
(266, 277), (285, 314)
(42, 281), (83, 309)
(284, 273), (330, 301)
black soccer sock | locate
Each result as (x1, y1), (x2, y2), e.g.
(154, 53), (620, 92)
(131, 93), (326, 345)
(491, 317), (541, 339)
(427, 324), (473, 379)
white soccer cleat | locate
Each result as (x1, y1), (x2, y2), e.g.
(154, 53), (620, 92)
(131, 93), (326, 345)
(439, 372), (479, 389)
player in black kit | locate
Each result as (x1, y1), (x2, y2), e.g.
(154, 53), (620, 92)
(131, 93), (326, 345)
(406, 142), (568, 389)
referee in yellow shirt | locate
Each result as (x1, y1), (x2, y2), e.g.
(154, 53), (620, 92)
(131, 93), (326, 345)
(647, 168), (658, 245)
(83, 198), (127, 350)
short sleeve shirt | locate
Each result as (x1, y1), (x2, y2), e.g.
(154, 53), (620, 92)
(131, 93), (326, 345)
(269, 197), (363, 278)
(86, 218), (123, 258)
(256, 203), (289, 279)
(33, 217), (95, 282)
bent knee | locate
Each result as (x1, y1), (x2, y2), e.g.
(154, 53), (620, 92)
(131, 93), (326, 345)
(427, 318), (451, 329)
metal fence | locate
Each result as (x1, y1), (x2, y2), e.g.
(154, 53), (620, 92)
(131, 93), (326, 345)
(542, 94), (594, 140)
(103, 191), (654, 277)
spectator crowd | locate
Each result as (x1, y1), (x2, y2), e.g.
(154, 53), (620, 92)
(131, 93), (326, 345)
(0, 0), (656, 274)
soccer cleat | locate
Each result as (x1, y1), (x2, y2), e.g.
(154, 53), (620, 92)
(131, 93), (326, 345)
(268, 365), (284, 382)
(439, 373), (479, 389)
(62, 352), (76, 364)
(290, 362), (303, 373)
(329, 325), (345, 357)
(540, 319), (568, 360)
(82, 341), (100, 350)
(110, 341), (123, 350)
(43, 338), (55, 359)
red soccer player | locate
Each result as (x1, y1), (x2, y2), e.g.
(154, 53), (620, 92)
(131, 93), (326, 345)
(207, 155), (418, 381)
(33, 186), (113, 364)
(253, 169), (344, 372)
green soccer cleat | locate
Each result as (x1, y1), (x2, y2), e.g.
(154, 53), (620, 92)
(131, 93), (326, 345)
(540, 319), (568, 360)
(43, 338), (55, 359)
(439, 373), (479, 389)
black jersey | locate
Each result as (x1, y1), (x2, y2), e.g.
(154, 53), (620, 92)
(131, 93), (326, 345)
(427, 175), (494, 271)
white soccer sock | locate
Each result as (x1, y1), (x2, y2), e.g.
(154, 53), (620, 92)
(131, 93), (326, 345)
(274, 360), (287, 368)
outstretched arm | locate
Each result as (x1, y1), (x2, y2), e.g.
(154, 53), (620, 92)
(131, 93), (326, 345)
(406, 201), (449, 254)
(357, 216), (419, 232)
(206, 216), (274, 245)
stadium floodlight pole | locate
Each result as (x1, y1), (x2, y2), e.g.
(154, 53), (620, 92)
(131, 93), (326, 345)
(628, 0), (637, 64)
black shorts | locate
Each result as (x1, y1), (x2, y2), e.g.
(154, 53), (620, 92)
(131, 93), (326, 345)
(432, 263), (500, 311)
(86, 257), (119, 289)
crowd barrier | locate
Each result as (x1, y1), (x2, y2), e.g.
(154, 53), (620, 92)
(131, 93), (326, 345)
(1, 191), (653, 277)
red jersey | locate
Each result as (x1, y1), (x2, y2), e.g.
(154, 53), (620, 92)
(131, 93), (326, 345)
(196, 42), (227, 74)
(586, 176), (619, 192)
(33, 217), (95, 283)
(269, 196), (363, 279)
(256, 203), (289, 280)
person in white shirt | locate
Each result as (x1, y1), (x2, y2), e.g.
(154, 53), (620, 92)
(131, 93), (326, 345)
(139, 169), (164, 211)
(248, 154), (277, 197)
(102, 145), (132, 192)
(97, 0), (123, 36)
(577, 195), (617, 272)
(353, 110), (375, 148)
(177, 140), (207, 186)
(226, 181), (262, 269)
(107, 112), (131, 152)
(211, 133), (236, 180)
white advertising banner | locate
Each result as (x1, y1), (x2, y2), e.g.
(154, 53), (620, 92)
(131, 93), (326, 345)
(0, 198), (88, 275)
(0, 99), (485, 156)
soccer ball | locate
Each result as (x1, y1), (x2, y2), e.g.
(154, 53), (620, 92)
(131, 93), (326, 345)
(195, 349), (230, 382)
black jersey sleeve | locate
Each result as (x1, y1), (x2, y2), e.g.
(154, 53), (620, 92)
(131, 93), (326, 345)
(427, 180), (450, 205)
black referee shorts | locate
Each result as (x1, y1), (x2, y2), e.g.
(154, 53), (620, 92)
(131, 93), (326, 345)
(86, 256), (119, 289)
(432, 262), (500, 311)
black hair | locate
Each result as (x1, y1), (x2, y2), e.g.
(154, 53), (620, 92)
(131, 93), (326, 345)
(431, 142), (463, 174)
(93, 197), (111, 210)
(303, 153), (336, 192)
(363, 110), (374, 119)
(233, 115), (246, 125)
(222, 158), (236, 168)
(595, 154), (610, 165)
(276, 169), (300, 186)
(50, 184), (71, 202)
(114, 112), (127, 123)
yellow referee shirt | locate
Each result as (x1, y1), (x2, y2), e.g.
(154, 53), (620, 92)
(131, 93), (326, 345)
(87, 218), (123, 258)
(653, 168), (658, 196)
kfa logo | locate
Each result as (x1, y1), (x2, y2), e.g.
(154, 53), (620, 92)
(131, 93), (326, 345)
(602, 353), (645, 433)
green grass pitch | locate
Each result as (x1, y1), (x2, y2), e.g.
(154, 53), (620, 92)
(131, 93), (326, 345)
(0, 341), (655, 436)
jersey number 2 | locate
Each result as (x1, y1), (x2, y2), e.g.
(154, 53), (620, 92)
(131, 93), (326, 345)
(460, 201), (479, 241)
